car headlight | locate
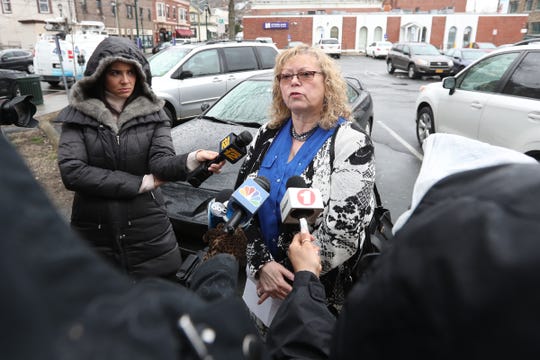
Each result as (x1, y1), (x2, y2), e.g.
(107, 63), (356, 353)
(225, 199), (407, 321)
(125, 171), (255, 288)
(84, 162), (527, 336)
(447, 60), (454, 67)
(415, 58), (429, 66)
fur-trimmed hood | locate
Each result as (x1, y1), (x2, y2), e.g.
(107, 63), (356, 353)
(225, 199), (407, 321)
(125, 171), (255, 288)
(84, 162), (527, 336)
(67, 37), (164, 132)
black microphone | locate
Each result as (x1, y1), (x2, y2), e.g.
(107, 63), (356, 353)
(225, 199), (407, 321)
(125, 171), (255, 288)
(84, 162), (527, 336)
(224, 176), (271, 234)
(280, 176), (324, 226)
(187, 131), (253, 188)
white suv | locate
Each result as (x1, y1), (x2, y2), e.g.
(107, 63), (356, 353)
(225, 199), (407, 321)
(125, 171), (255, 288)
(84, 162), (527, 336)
(415, 43), (540, 159)
(149, 41), (279, 123)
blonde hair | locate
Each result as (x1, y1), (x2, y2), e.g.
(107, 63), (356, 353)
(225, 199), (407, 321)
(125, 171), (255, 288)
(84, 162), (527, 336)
(269, 44), (351, 130)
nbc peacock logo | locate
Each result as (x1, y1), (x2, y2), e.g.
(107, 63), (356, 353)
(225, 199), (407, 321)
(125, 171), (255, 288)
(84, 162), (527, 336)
(239, 185), (263, 206)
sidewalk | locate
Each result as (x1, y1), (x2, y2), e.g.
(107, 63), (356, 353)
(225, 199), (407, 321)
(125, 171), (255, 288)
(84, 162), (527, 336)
(35, 91), (69, 149)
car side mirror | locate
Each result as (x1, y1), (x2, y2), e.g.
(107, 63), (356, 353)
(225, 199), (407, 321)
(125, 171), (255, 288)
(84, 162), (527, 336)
(178, 70), (194, 80)
(442, 77), (457, 95)
(201, 103), (210, 112)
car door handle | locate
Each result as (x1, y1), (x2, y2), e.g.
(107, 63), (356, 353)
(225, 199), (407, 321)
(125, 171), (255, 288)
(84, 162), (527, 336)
(470, 101), (483, 110)
(528, 112), (540, 122)
(212, 77), (223, 83)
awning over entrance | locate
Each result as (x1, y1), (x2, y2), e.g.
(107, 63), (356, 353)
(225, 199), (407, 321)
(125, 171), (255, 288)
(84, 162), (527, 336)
(176, 29), (193, 38)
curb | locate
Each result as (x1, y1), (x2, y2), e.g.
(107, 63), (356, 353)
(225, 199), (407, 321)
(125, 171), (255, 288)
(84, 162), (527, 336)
(36, 110), (61, 150)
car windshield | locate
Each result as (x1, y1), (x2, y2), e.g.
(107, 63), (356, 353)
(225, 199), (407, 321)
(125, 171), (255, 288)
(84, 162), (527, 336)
(206, 79), (272, 125)
(322, 39), (339, 44)
(462, 50), (486, 60)
(149, 46), (192, 77)
(411, 44), (441, 55)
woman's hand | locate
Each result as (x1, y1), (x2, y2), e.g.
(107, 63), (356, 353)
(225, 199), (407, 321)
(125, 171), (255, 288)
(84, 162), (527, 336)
(196, 150), (226, 174)
(256, 261), (294, 304)
(288, 232), (322, 277)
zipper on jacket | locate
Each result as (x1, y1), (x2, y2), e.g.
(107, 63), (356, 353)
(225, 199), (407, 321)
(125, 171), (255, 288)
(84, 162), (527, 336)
(116, 135), (120, 145)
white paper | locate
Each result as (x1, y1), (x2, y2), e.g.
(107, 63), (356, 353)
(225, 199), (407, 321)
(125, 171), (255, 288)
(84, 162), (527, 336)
(242, 270), (283, 327)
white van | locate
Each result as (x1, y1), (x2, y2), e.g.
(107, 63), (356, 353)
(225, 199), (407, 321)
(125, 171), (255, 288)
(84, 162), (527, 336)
(34, 20), (108, 86)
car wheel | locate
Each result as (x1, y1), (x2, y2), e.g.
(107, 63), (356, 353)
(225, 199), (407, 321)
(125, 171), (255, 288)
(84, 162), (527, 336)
(408, 64), (418, 79)
(416, 106), (435, 145)
(27, 64), (35, 74)
(386, 61), (395, 74)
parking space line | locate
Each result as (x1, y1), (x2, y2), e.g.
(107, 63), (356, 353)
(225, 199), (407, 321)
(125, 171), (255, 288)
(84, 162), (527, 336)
(377, 121), (424, 161)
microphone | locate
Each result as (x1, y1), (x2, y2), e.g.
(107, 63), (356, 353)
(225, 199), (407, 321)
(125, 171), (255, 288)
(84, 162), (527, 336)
(187, 131), (253, 188)
(280, 176), (324, 225)
(224, 176), (271, 234)
(207, 189), (234, 229)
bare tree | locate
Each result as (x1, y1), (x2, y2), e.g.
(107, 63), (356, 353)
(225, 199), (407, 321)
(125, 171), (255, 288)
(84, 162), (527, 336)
(228, 0), (235, 40)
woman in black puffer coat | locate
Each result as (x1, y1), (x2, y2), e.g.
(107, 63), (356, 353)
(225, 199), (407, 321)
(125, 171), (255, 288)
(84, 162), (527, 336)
(57, 37), (224, 279)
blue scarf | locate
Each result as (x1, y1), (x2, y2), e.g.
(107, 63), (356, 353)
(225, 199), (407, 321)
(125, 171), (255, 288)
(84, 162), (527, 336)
(257, 118), (344, 257)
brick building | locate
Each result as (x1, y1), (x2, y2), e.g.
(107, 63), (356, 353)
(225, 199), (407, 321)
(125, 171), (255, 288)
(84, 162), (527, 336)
(243, 12), (527, 52)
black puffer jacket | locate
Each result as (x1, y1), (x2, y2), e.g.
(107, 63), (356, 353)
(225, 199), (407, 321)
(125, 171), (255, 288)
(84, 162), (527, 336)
(57, 37), (188, 278)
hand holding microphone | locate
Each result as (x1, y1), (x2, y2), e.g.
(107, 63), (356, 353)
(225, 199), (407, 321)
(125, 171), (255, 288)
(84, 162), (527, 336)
(187, 131), (253, 188)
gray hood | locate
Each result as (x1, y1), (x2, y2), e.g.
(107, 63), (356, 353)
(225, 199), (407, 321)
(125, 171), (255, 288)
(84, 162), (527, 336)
(68, 37), (164, 131)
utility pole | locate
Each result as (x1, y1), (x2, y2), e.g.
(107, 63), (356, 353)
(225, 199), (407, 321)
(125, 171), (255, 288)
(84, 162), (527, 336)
(140, 7), (145, 51)
(134, 0), (140, 48)
(112, 1), (121, 36)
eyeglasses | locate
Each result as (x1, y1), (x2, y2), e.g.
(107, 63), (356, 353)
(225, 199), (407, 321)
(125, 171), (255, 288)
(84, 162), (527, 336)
(276, 71), (323, 83)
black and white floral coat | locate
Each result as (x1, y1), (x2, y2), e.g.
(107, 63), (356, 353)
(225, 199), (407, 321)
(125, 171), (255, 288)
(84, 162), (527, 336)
(236, 120), (376, 311)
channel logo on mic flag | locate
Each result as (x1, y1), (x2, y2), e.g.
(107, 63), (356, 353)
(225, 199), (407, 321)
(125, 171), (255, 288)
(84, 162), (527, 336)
(239, 185), (264, 206)
(232, 178), (270, 214)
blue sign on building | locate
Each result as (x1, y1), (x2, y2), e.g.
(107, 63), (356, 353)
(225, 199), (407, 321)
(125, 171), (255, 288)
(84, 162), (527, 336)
(263, 22), (289, 30)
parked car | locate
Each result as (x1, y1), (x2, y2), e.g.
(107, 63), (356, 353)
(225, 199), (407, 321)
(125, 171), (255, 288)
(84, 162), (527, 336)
(285, 41), (305, 49)
(415, 43), (540, 159)
(386, 42), (453, 79)
(0, 49), (34, 74)
(365, 41), (392, 58)
(0, 69), (26, 98)
(149, 41), (279, 123)
(444, 48), (489, 74)
(315, 38), (341, 59)
(151, 41), (173, 54)
(469, 42), (496, 50)
(161, 73), (374, 254)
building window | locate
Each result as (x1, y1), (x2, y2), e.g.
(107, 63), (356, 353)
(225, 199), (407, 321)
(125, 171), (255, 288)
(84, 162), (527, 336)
(157, 3), (164, 17)
(447, 26), (457, 49)
(172, 6), (176, 19)
(1, 0), (12, 13)
(509, 1), (518, 12)
(537, 1), (540, 10)
(38, 0), (51, 13)
(531, 22), (540, 34)
(96, 0), (102, 14)
(525, 0), (533, 10)
(179, 8), (186, 21)
(166, 5), (170, 18)
(147, 8), (151, 22)
(81, 0), (87, 13)
(111, 3), (116, 16)
(126, 4), (133, 19)
(463, 26), (472, 48)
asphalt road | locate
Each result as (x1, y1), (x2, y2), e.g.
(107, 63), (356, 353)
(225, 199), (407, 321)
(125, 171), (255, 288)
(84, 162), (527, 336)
(337, 55), (441, 221)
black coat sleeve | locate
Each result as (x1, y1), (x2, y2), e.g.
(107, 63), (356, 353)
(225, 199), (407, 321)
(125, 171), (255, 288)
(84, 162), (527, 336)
(266, 271), (336, 359)
(147, 121), (190, 181)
